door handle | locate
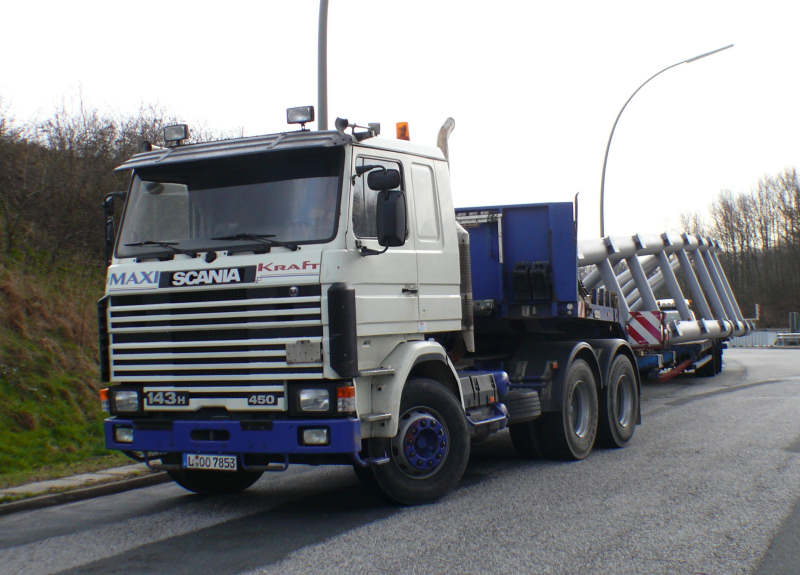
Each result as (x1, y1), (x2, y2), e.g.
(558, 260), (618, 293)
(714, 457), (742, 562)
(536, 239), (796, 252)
(402, 287), (418, 295)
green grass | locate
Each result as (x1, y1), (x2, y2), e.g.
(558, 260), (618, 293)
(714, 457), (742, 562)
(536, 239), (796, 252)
(0, 252), (115, 487)
(0, 358), (106, 474)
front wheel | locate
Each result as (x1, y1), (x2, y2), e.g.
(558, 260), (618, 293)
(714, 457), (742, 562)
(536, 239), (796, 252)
(371, 377), (470, 505)
(168, 467), (263, 494)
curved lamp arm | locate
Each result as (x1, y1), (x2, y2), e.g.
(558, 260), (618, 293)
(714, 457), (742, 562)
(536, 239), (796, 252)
(599, 44), (733, 237)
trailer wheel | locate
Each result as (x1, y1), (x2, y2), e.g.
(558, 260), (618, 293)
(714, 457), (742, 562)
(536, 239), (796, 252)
(539, 359), (598, 460)
(697, 341), (722, 377)
(168, 468), (263, 495)
(509, 421), (543, 459)
(371, 377), (470, 505)
(598, 354), (638, 448)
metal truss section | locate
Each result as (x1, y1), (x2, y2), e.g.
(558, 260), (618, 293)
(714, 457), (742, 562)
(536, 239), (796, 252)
(578, 233), (751, 345)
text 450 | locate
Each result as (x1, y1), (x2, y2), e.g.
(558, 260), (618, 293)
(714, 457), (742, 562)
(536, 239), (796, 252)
(247, 393), (279, 406)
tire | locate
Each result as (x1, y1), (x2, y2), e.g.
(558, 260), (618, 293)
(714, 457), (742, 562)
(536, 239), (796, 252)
(509, 421), (543, 459)
(371, 377), (470, 505)
(714, 344), (724, 374)
(697, 341), (721, 377)
(597, 354), (638, 448)
(168, 467), (263, 495)
(538, 359), (598, 460)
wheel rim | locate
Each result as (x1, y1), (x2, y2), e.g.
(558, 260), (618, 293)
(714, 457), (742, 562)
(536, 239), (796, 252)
(615, 374), (634, 428)
(568, 380), (591, 438)
(392, 407), (449, 479)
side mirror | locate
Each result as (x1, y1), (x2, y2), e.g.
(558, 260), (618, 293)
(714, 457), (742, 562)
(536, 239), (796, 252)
(368, 168), (401, 191)
(376, 189), (406, 247)
(103, 191), (127, 266)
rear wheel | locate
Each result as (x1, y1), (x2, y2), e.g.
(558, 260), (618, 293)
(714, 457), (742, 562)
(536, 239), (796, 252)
(371, 377), (470, 505)
(538, 359), (598, 460)
(598, 354), (638, 448)
(168, 467), (263, 494)
(697, 341), (722, 377)
(714, 343), (724, 374)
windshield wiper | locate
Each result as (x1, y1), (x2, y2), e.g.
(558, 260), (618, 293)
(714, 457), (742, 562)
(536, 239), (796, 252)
(211, 233), (299, 251)
(124, 240), (198, 257)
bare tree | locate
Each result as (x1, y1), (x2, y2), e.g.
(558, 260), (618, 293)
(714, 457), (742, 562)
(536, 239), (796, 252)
(706, 170), (800, 327)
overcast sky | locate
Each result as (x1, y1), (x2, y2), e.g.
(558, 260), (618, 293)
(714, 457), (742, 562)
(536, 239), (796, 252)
(2, 1), (798, 239)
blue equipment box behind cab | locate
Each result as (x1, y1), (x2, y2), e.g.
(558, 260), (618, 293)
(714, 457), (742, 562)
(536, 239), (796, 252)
(456, 202), (578, 319)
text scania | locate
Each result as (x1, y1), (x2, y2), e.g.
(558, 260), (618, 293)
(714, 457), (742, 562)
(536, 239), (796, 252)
(172, 268), (242, 287)
(257, 260), (320, 273)
(107, 271), (159, 289)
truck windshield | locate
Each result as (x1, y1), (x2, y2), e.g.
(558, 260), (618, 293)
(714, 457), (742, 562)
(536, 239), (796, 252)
(116, 147), (343, 258)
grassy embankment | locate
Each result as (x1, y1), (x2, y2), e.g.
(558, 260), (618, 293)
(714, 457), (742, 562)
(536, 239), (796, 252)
(0, 253), (127, 491)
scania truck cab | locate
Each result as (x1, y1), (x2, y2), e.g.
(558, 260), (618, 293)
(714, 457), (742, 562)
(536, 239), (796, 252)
(100, 108), (641, 504)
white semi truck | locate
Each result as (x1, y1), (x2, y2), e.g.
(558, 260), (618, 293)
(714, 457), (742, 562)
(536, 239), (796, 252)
(99, 108), (748, 504)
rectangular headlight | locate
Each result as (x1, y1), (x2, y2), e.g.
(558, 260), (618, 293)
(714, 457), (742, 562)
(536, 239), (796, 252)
(298, 388), (329, 412)
(301, 428), (329, 446)
(114, 425), (134, 443)
(113, 389), (140, 413)
(286, 106), (314, 125)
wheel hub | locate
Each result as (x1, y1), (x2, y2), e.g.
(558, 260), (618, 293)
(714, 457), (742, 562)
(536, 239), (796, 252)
(393, 409), (449, 477)
(615, 375), (634, 427)
(569, 381), (591, 438)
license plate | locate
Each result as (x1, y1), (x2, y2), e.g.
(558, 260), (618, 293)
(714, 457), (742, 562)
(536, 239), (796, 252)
(183, 453), (238, 472)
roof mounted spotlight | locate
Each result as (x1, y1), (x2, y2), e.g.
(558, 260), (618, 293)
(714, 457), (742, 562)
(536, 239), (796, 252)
(163, 124), (189, 147)
(334, 117), (380, 141)
(287, 106), (315, 130)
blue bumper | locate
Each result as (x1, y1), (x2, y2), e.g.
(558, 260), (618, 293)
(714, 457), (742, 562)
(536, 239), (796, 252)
(105, 417), (362, 455)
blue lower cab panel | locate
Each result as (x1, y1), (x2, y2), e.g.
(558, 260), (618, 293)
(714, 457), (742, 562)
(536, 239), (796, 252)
(105, 418), (361, 454)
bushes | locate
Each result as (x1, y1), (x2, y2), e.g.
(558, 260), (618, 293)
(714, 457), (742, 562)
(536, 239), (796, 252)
(0, 102), (183, 260)
(0, 101), (223, 478)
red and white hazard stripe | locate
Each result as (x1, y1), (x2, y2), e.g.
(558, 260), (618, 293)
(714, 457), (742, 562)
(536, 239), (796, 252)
(627, 311), (665, 347)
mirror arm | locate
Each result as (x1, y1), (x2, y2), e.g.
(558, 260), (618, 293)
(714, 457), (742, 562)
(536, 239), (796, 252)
(360, 246), (389, 257)
(102, 191), (126, 265)
(351, 164), (384, 184)
(355, 239), (389, 257)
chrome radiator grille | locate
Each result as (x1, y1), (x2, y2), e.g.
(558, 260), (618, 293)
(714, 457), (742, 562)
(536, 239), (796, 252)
(107, 285), (323, 383)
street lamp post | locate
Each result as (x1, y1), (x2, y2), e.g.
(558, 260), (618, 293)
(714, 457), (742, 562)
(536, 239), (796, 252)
(317, 0), (329, 131)
(599, 44), (733, 237)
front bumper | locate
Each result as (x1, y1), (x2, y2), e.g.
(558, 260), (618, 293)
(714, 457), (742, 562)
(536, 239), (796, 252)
(105, 417), (361, 455)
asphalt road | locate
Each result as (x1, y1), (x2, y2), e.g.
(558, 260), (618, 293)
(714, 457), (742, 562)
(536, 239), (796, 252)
(1, 348), (798, 575)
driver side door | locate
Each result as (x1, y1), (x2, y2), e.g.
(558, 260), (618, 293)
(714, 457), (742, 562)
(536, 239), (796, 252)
(346, 154), (420, 338)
